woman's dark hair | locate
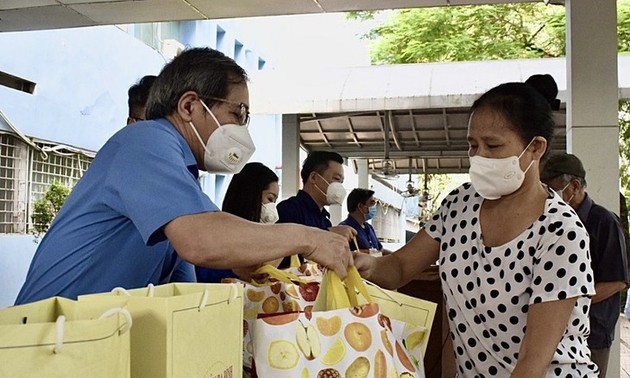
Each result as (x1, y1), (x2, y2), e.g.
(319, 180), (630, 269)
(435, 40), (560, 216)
(470, 82), (555, 160)
(222, 162), (279, 222)
(146, 47), (248, 119)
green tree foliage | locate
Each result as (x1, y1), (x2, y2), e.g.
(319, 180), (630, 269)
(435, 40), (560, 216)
(31, 181), (70, 237)
(362, 4), (565, 64)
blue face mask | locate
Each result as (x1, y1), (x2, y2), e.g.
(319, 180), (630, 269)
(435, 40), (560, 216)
(366, 206), (377, 221)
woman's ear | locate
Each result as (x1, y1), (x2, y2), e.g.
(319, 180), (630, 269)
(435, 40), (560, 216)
(530, 136), (548, 160)
(176, 91), (199, 122)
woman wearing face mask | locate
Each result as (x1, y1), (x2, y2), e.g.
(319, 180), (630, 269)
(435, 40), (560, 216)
(354, 82), (597, 377)
(338, 188), (391, 256)
(196, 162), (280, 283)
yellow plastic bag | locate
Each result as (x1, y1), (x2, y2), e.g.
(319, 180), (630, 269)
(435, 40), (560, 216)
(0, 296), (132, 378)
(79, 282), (242, 378)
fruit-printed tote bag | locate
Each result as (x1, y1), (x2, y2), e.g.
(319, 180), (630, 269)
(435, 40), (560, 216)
(252, 267), (425, 378)
(0, 296), (132, 378)
(223, 264), (320, 371)
(79, 282), (242, 378)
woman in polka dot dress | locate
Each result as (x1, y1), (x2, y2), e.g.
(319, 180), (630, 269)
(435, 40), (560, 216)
(355, 82), (597, 377)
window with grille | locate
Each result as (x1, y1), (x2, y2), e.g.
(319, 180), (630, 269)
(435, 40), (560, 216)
(0, 134), (22, 233)
(0, 132), (93, 234)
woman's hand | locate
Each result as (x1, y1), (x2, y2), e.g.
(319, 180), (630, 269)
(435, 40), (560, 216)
(353, 253), (378, 281)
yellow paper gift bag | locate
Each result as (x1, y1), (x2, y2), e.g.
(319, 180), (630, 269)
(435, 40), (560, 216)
(0, 296), (132, 378)
(364, 282), (437, 358)
(79, 282), (243, 378)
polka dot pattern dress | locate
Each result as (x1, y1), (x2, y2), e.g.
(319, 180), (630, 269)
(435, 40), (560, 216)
(424, 183), (597, 377)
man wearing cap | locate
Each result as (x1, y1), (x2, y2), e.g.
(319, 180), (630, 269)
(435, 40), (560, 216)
(541, 153), (628, 377)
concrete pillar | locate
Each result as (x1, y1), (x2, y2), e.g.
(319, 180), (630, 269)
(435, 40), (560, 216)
(357, 158), (369, 189)
(566, 0), (619, 211)
(281, 114), (300, 200)
(566, 1), (620, 376)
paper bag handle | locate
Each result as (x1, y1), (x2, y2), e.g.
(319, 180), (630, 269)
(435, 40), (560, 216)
(53, 307), (132, 354)
(111, 283), (155, 297)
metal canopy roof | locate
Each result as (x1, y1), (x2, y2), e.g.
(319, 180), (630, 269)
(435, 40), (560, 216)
(1, 0), (542, 33)
(250, 57), (574, 174)
(250, 55), (630, 175)
(301, 107), (567, 175)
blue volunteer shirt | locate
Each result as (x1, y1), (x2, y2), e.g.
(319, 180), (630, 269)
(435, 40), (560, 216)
(15, 119), (217, 304)
(577, 193), (628, 349)
(276, 190), (331, 229)
(339, 216), (383, 251)
(275, 190), (331, 267)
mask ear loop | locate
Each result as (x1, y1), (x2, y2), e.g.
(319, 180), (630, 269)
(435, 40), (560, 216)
(187, 98), (221, 154)
(313, 172), (329, 198)
(188, 121), (207, 152)
(518, 137), (539, 174)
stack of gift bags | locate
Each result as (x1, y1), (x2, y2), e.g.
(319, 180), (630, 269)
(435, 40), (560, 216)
(0, 282), (244, 378)
(228, 259), (437, 378)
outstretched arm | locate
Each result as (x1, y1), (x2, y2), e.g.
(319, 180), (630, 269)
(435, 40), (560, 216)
(165, 211), (353, 278)
(354, 229), (439, 290)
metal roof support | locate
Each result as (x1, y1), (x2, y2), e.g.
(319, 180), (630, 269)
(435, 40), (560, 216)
(387, 110), (402, 151)
(313, 114), (331, 148)
(408, 110), (420, 147)
(442, 108), (452, 148)
(346, 117), (362, 148)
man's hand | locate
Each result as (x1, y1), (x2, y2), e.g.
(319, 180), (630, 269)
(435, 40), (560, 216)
(303, 229), (353, 279)
(328, 225), (358, 241)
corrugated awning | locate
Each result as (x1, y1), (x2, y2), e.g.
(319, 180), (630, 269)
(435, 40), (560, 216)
(250, 56), (630, 174)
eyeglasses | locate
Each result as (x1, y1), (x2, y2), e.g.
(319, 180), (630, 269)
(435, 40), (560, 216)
(207, 97), (250, 126)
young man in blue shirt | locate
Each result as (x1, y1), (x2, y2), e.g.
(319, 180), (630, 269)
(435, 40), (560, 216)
(276, 151), (357, 267)
(16, 48), (352, 304)
(339, 188), (391, 255)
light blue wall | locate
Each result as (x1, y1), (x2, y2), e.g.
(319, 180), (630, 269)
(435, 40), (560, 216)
(0, 235), (38, 307)
(0, 26), (167, 151)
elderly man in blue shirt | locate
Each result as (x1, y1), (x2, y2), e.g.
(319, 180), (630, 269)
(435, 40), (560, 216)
(542, 153), (628, 378)
(15, 48), (353, 305)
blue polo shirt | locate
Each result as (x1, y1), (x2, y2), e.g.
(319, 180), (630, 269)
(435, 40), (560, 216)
(339, 216), (383, 251)
(276, 190), (331, 267)
(277, 190), (331, 229)
(577, 193), (628, 349)
(15, 118), (217, 304)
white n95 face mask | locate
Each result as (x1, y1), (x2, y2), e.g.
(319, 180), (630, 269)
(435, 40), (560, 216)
(260, 202), (279, 224)
(315, 173), (347, 205)
(188, 99), (256, 174)
(468, 139), (535, 200)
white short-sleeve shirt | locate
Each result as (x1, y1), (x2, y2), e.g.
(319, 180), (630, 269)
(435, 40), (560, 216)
(424, 183), (597, 377)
